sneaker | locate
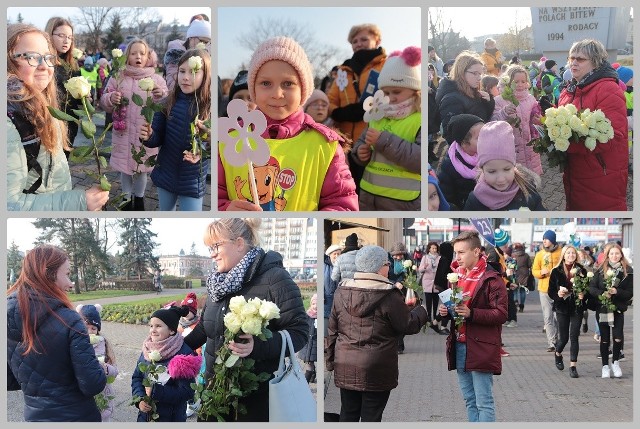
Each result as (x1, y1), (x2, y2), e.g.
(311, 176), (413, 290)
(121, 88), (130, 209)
(611, 361), (622, 378)
(506, 321), (517, 328)
(602, 365), (611, 378)
(555, 353), (564, 371)
(569, 366), (579, 378)
(500, 348), (510, 357)
(618, 352), (626, 362)
(593, 334), (600, 342)
(546, 346), (556, 352)
(582, 323), (588, 333)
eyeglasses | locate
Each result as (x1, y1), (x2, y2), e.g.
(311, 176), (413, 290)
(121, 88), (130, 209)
(207, 240), (230, 254)
(13, 52), (57, 67)
(465, 70), (483, 77)
(53, 33), (74, 42)
(568, 56), (589, 64)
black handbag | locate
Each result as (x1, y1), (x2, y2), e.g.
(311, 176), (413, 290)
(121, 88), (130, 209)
(526, 271), (536, 291)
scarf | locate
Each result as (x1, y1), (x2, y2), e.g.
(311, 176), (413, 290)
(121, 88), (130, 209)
(393, 259), (405, 275)
(179, 315), (199, 330)
(472, 173), (521, 210)
(307, 295), (318, 319)
(427, 253), (438, 269)
(384, 97), (417, 119)
(514, 88), (531, 103)
(451, 256), (488, 342)
(448, 142), (478, 179)
(206, 247), (260, 302)
(122, 64), (158, 80)
(142, 332), (184, 362)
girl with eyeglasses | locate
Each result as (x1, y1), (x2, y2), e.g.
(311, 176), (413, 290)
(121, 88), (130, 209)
(44, 17), (81, 154)
(7, 23), (109, 211)
(435, 50), (495, 145)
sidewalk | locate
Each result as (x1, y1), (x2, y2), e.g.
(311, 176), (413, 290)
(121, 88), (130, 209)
(323, 290), (633, 422)
(69, 112), (211, 211)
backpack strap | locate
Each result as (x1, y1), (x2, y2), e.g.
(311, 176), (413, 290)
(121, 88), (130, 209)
(7, 109), (45, 194)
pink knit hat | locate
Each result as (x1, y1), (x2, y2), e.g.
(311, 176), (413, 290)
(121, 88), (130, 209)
(303, 89), (329, 110)
(476, 121), (516, 167)
(248, 36), (314, 106)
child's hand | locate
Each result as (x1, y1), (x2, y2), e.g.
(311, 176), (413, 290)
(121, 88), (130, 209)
(503, 104), (517, 116)
(438, 304), (448, 317)
(151, 87), (164, 99)
(110, 91), (122, 105)
(145, 386), (152, 397)
(85, 186), (109, 211)
(183, 150), (201, 164)
(226, 200), (263, 211)
(364, 128), (381, 146)
(196, 119), (211, 142)
(478, 90), (491, 101)
(139, 123), (152, 141)
(229, 334), (254, 357)
(139, 399), (152, 413)
(357, 144), (372, 163)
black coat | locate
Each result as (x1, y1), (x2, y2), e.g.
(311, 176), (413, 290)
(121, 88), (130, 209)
(7, 291), (106, 422)
(435, 78), (495, 143)
(437, 150), (476, 210)
(589, 266), (634, 313)
(548, 263), (588, 315)
(298, 314), (317, 363)
(433, 242), (453, 292)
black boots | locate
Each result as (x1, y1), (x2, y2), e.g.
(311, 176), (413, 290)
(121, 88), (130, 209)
(555, 353), (564, 371)
(305, 370), (316, 383)
(570, 366), (579, 378)
(133, 196), (145, 211)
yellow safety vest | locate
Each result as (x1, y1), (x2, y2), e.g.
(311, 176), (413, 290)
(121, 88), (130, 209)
(80, 66), (98, 88)
(220, 130), (336, 211)
(360, 113), (421, 201)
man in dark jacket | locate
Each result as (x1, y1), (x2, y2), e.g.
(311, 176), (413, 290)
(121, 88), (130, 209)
(324, 244), (342, 335)
(326, 245), (427, 422)
(438, 231), (508, 422)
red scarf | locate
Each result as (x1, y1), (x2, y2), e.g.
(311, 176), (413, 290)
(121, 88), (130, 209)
(450, 255), (488, 342)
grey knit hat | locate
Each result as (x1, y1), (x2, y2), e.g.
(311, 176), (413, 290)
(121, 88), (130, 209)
(389, 242), (408, 256)
(355, 245), (389, 273)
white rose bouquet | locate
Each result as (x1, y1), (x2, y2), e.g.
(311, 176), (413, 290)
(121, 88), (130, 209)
(131, 349), (167, 422)
(570, 269), (592, 307)
(598, 269), (619, 314)
(194, 297), (280, 422)
(402, 259), (422, 304)
(447, 272), (470, 329)
(528, 104), (614, 171)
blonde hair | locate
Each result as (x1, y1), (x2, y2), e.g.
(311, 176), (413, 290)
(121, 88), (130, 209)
(348, 24), (381, 45)
(124, 38), (150, 65)
(554, 245), (578, 274)
(204, 218), (262, 249)
(504, 64), (530, 86)
(569, 39), (608, 69)
(412, 90), (422, 112)
(450, 50), (484, 98)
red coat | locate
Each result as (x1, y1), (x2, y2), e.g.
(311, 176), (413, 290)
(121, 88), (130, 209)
(444, 268), (508, 374)
(558, 67), (628, 210)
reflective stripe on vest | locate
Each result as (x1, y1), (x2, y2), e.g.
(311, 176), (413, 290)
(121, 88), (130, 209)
(360, 113), (421, 201)
(220, 130), (336, 211)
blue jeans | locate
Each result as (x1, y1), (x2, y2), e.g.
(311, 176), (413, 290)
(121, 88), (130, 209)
(516, 286), (527, 306)
(157, 187), (203, 211)
(456, 342), (496, 422)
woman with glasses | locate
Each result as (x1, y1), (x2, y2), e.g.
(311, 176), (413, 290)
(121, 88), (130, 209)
(435, 50), (495, 144)
(44, 17), (81, 153)
(183, 218), (308, 421)
(557, 39), (628, 210)
(7, 23), (109, 211)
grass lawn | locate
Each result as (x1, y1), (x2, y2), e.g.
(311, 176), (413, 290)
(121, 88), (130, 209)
(67, 290), (153, 301)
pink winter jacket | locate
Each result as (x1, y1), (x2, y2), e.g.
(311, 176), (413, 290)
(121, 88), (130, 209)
(492, 92), (543, 175)
(218, 108), (358, 211)
(100, 65), (168, 175)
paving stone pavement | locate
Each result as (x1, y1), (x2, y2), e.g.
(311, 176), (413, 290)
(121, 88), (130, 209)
(68, 112), (212, 212)
(6, 287), (317, 422)
(323, 290), (633, 422)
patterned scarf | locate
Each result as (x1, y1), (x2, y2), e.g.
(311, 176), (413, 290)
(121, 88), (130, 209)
(565, 69), (597, 94)
(473, 172), (520, 209)
(142, 332), (184, 362)
(206, 247), (260, 302)
(448, 142), (478, 179)
(384, 97), (417, 119)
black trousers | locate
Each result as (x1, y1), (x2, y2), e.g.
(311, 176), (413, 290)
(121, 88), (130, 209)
(599, 311), (625, 365)
(507, 288), (517, 322)
(556, 311), (581, 362)
(340, 388), (391, 422)
(424, 292), (439, 321)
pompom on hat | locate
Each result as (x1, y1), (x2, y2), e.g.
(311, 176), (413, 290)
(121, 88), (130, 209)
(494, 228), (510, 247)
(377, 46), (421, 91)
(355, 245), (389, 273)
(477, 121), (516, 168)
(181, 292), (198, 316)
(76, 304), (102, 331)
(186, 19), (211, 40)
(248, 36), (314, 106)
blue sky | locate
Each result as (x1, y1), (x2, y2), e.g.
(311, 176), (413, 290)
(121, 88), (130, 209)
(218, 7), (421, 79)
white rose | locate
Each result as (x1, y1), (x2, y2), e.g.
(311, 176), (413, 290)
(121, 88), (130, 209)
(559, 124), (572, 140)
(195, 42), (206, 50)
(259, 300), (281, 321)
(223, 312), (243, 334)
(606, 269), (615, 278)
(72, 48), (83, 60)
(548, 125), (562, 141)
(570, 268), (577, 275)
(111, 48), (123, 58)
(584, 137), (597, 151)
(587, 271), (594, 278)
(403, 260), (412, 268)
(447, 273), (459, 283)
(565, 104), (578, 115)
(240, 300), (260, 318)
(188, 56), (203, 72)
(568, 115), (584, 133)
(138, 77), (155, 92)
(229, 296), (246, 314)
(64, 76), (91, 99)
(554, 139), (570, 152)
(591, 109), (606, 122)
(545, 107), (558, 118)
(570, 278), (575, 283)
(241, 316), (263, 336)
(544, 116), (556, 128)
(412, 265), (417, 271)
(583, 114), (597, 129)
(148, 350), (162, 362)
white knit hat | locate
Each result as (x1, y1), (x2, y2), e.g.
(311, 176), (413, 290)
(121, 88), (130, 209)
(377, 46), (421, 90)
(186, 19), (211, 40)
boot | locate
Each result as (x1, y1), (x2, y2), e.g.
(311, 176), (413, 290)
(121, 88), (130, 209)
(133, 196), (145, 211)
(305, 370), (314, 382)
(519, 304), (524, 313)
(120, 197), (133, 211)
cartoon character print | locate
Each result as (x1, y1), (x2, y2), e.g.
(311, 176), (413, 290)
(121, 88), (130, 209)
(234, 156), (287, 211)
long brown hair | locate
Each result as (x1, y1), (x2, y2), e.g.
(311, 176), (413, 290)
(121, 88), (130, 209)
(7, 23), (67, 154)
(450, 50), (484, 99)
(165, 49), (211, 122)
(600, 243), (630, 278)
(7, 245), (74, 355)
(44, 17), (78, 72)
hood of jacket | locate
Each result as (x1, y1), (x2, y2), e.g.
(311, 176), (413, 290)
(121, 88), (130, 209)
(435, 77), (460, 105)
(340, 272), (397, 317)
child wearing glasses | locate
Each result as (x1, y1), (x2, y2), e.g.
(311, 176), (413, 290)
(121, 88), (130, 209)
(7, 23), (109, 211)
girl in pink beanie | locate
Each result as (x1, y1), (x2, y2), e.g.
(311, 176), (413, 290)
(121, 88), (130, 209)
(218, 36), (358, 211)
(464, 121), (545, 211)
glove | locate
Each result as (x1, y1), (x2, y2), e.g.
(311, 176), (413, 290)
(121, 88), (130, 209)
(331, 102), (365, 122)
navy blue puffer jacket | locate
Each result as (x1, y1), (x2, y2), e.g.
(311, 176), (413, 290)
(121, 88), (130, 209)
(145, 91), (210, 199)
(7, 291), (107, 422)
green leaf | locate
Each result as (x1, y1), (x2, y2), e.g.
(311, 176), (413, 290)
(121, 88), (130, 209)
(69, 145), (94, 162)
(48, 106), (77, 122)
(225, 354), (240, 367)
(86, 102), (96, 116)
(80, 119), (96, 139)
(72, 109), (88, 118)
(141, 106), (154, 124)
(131, 93), (144, 106)
(99, 156), (108, 169)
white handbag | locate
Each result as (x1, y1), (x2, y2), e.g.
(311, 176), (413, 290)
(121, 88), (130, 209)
(269, 330), (317, 422)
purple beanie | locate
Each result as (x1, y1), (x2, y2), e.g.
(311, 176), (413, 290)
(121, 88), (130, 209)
(248, 36), (314, 106)
(477, 121), (516, 167)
